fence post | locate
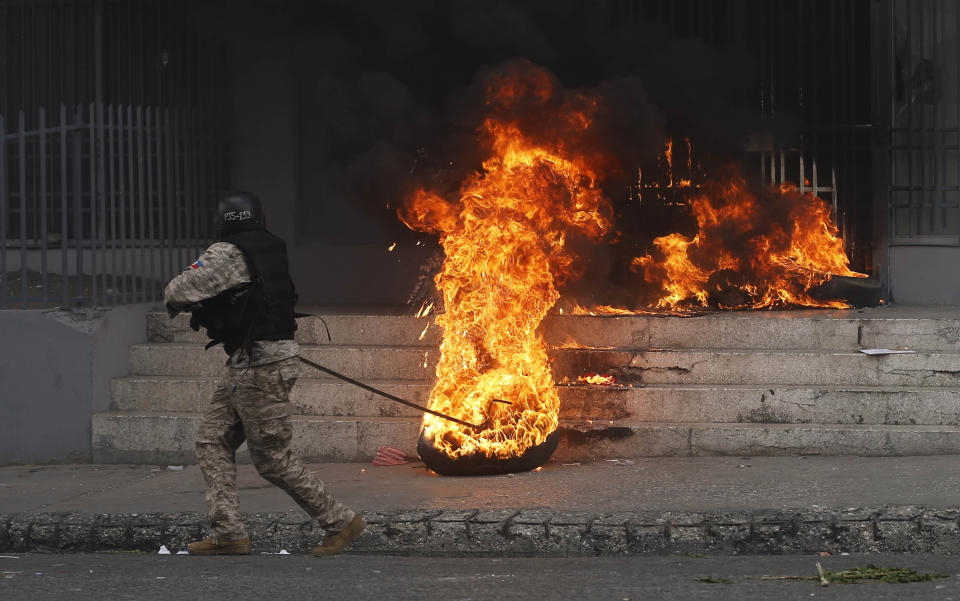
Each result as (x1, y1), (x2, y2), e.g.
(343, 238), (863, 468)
(39, 107), (48, 306)
(89, 103), (98, 305)
(117, 105), (128, 303)
(144, 106), (156, 302)
(107, 105), (117, 304)
(73, 105), (84, 305)
(96, 103), (107, 306)
(0, 113), (6, 309)
(59, 104), (68, 307)
(18, 110), (27, 303)
(136, 106), (145, 304)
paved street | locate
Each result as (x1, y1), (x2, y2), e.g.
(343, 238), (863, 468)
(5, 456), (960, 514)
(2, 553), (958, 601)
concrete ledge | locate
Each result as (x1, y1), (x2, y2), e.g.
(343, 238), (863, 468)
(2, 506), (958, 555)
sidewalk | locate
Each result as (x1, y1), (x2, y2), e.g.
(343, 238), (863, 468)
(2, 456), (959, 555)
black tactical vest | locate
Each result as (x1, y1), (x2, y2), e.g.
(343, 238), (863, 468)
(190, 229), (297, 356)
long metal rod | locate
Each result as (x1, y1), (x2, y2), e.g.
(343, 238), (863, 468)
(296, 355), (485, 430)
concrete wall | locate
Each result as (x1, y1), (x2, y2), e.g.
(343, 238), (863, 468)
(889, 246), (960, 304)
(0, 304), (151, 464)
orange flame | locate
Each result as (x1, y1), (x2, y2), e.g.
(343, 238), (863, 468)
(632, 167), (865, 309)
(577, 373), (617, 385)
(399, 67), (612, 460)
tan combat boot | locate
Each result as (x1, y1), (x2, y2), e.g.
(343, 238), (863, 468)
(187, 536), (252, 555)
(312, 515), (366, 556)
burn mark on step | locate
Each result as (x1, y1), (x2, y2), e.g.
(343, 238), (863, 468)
(559, 425), (635, 445)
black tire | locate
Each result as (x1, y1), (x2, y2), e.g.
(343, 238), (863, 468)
(809, 275), (882, 307)
(417, 429), (559, 476)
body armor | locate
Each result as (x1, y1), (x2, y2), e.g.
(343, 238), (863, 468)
(191, 230), (297, 355)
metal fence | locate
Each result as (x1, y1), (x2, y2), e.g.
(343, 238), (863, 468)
(0, 103), (225, 308)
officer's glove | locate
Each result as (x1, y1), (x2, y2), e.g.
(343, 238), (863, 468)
(188, 303), (205, 332)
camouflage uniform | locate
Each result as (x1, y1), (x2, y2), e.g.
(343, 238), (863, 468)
(164, 242), (355, 541)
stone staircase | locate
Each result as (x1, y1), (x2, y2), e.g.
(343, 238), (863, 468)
(92, 306), (960, 464)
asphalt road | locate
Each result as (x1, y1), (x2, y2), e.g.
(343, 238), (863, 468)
(2, 554), (958, 601)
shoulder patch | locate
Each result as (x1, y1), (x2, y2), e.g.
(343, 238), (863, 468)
(190, 260), (204, 270)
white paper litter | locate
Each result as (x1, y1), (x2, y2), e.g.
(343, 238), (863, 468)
(859, 348), (916, 355)
(157, 545), (171, 555)
(176, 551), (189, 555)
(261, 550), (290, 555)
(166, 465), (185, 471)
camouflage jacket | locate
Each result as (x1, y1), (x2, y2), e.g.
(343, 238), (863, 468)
(164, 242), (299, 368)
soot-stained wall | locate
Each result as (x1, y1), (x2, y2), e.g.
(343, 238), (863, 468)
(223, 1), (769, 305)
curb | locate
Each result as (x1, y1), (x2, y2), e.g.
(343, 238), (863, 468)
(2, 506), (958, 556)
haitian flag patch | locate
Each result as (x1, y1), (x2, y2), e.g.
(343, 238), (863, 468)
(190, 260), (204, 270)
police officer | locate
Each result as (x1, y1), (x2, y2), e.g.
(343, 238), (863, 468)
(164, 191), (365, 556)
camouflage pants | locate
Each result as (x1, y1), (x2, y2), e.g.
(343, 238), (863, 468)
(195, 356), (355, 541)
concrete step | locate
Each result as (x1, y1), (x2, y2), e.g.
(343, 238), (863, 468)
(555, 348), (960, 387)
(147, 310), (960, 351)
(91, 411), (960, 464)
(128, 343), (439, 379)
(128, 344), (960, 386)
(148, 312), (442, 347)
(111, 376), (960, 426)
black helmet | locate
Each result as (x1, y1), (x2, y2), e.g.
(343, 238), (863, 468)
(215, 191), (264, 236)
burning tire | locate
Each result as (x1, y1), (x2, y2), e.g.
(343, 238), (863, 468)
(417, 428), (560, 476)
(810, 275), (882, 307)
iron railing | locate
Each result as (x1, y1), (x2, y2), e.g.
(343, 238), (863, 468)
(0, 103), (226, 308)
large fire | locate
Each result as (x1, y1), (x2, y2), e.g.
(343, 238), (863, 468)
(399, 66), (612, 462)
(400, 63), (865, 468)
(632, 166), (866, 309)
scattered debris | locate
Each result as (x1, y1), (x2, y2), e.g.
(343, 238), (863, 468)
(176, 551), (189, 555)
(372, 445), (409, 466)
(606, 459), (634, 466)
(261, 550), (291, 555)
(817, 551), (831, 556)
(821, 564), (949, 584)
(816, 562), (829, 586)
(737, 464), (751, 468)
(859, 348), (915, 355)
(756, 563), (950, 585)
(157, 545), (171, 555)
(696, 577), (733, 584)
(561, 463), (581, 467)
(166, 465), (184, 471)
